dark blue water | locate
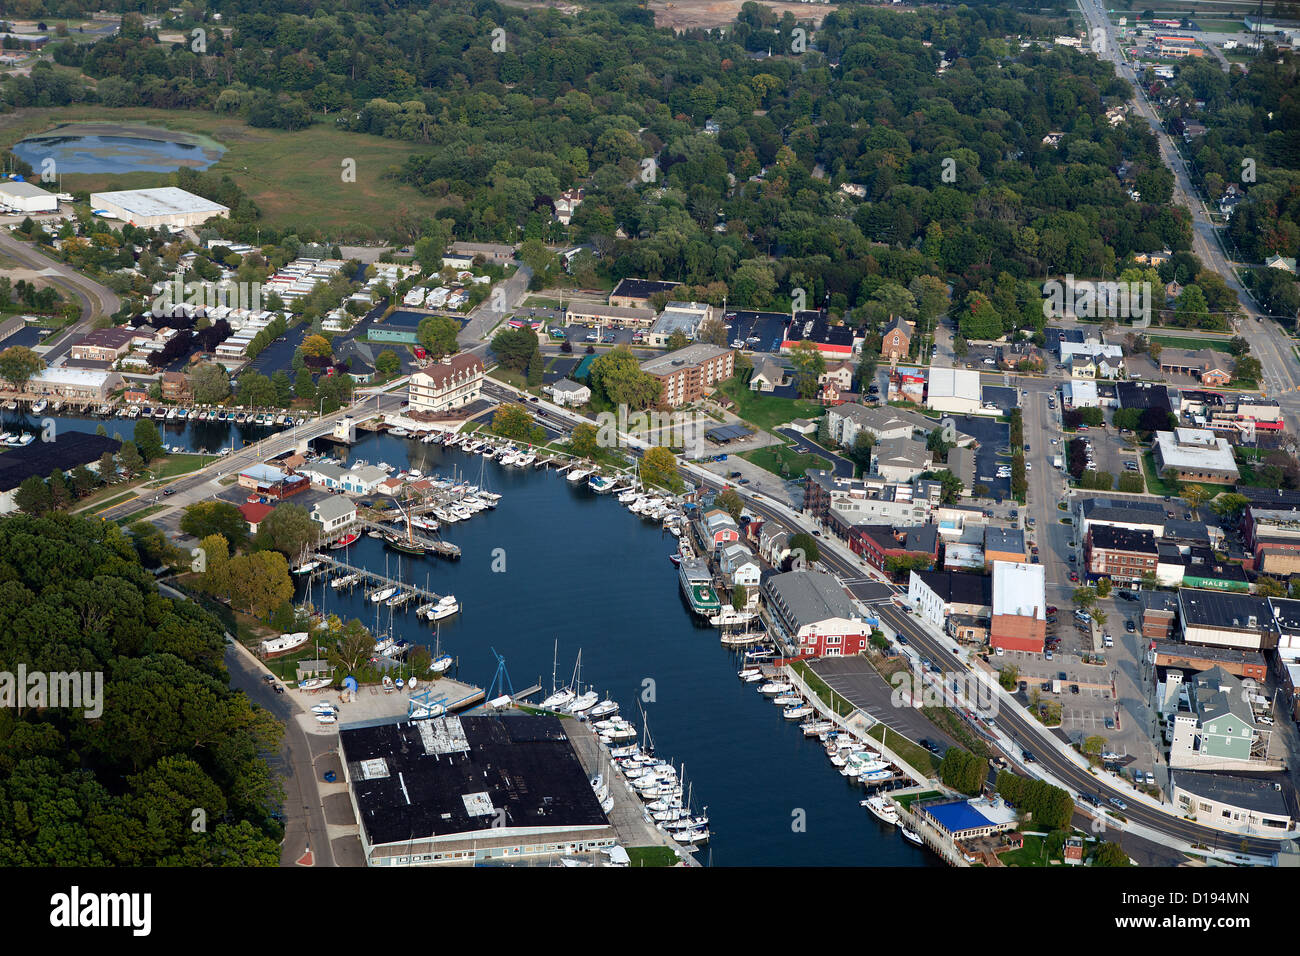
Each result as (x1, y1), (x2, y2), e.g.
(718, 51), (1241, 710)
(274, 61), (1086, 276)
(304, 431), (937, 866)
(14, 133), (224, 174)
(0, 412), (291, 455)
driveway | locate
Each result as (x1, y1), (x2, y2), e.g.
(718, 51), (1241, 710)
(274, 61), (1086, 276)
(777, 428), (853, 477)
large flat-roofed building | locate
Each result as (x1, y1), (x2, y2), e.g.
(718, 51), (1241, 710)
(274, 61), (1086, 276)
(1078, 496), (1167, 538)
(644, 301), (713, 347)
(89, 187), (229, 228)
(907, 569), (994, 642)
(926, 367), (981, 415)
(1243, 506), (1300, 576)
(0, 432), (121, 514)
(408, 354), (484, 414)
(564, 302), (657, 329)
(0, 179), (58, 213)
(24, 367), (122, 401)
(1153, 428), (1239, 484)
(340, 715), (615, 866)
(1170, 772), (1295, 834)
(780, 311), (859, 358)
(639, 343), (733, 408)
(69, 326), (137, 363)
(1178, 589), (1277, 651)
(991, 561), (1046, 653)
(608, 278), (681, 309)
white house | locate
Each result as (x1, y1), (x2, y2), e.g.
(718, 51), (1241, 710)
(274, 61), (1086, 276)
(311, 495), (357, 534)
(545, 379), (591, 407)
(719, 543), (762, 593)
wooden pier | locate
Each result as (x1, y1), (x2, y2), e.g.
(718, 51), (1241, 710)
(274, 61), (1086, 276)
(311, 553), (456, 611)
(329, 516), (461, 560)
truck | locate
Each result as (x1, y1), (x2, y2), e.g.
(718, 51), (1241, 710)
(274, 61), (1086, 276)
(1052, 679), (1062, 694)
(1052, 455), (1064, 470)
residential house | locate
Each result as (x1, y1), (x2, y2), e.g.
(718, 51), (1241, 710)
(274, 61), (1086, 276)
(545, 379), (591, 407)
(749, 356), (786, 392)
(311, 495), (357, 535)
(698, 508), (741, 547)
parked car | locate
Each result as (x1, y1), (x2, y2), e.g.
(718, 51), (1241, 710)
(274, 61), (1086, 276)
(1022, 750), (1037, 763)
(1104, 716), (1115, 729)
(1125, 620), (1136, 633)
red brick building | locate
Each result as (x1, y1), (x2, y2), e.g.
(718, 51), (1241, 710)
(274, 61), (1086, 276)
(1085, 525), (1159, 582)
(850, 524), (940, 576)
(639, 343), (735, 408)
(881, 317), (912, 363)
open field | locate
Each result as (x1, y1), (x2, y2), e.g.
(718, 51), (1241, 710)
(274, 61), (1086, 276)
(649, 0), (840, 30)
(0, 108), (449, 234)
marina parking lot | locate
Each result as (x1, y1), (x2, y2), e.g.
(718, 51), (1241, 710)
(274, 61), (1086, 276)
(948, 413), (1011, 499)
(808, 657), (960, 753)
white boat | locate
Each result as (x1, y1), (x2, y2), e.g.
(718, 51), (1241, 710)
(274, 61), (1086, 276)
(389, 428), (410, 437)
(568, 691), (599, 714)
(720, 630), (766, 647)
(566, 467), (591, 482)
(369, 586), (397, 603)
(260, 632), (310, 656)
(514, 452), (537, 466)
(385, 591), (412, 607)
(587, 474), (616, 493)
(314, 713), (337, 725)
(540, 688), (575, 710)
(298, 677), (331, 690)
(427, 600), (459, 621)
(373, 637), (396, 654)
(588, 698), (619, 719)
(759, 681), (793, 696)
(292, 560), (320, 575)
(166, 407), (177, 419)
(617, 489), (642, 503)
(901, 827), (923, 846)
(772, 693), (803, 706)
(740, 669), (765, 683)
(430, 654), (453, 674)
(783, 704), (814, 720)
(710, 607), (756, 627)
(30, 399), (47, 413)
(330, 573), (361, 589)
(738, 666), (763, 681)
(311, 702), (337, 714)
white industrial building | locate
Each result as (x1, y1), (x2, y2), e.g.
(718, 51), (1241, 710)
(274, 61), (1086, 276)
(89, 187), (229, 228)
(0, 179), (58, 213)
(926, 368), (982, 415)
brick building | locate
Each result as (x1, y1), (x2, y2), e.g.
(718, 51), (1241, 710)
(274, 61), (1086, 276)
(1085, 525), (1159, 583)
(639, 343), (734, 408)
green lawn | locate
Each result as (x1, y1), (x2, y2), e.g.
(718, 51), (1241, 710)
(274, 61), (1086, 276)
(627, 846), (681, 867)
(1147, 334), (1233, 352)
(999, 833), (1051, 867)
(717, 378), (824, 433)
(1141, 450), (1177, 496)
(740, 442), (832, 479)
(867, 724), (941, 775)
(151, 453), (216, 479)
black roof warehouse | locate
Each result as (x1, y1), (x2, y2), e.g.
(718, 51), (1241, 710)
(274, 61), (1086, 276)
(339, 714), (615, 866)
(0, 433), (121, 513)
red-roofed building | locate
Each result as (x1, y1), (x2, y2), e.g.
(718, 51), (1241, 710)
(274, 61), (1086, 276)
(239, 500), (276, 534)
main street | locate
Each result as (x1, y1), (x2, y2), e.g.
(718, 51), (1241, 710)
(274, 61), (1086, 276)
(1077, 0), (1300, 408)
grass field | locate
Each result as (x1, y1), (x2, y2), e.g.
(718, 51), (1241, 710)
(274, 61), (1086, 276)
(627, 846), (680, 867)
(1148, 335), (1234, 352)
(1141, 450), (1177, 496)
(717, 378), (823, 433)
(868, 724), (941, 776)
(0, 107), (450, 234)
(740, 442), (831, 479)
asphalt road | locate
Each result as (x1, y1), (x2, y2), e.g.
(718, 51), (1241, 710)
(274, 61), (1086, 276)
(0, 229), (121, 360)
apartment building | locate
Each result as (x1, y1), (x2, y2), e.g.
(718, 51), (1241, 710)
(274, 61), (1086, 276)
(639, 343), (734, 408)
(408, 354), (484, 414)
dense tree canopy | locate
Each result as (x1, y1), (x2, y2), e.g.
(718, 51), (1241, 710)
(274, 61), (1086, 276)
(0, 514), (282, 865)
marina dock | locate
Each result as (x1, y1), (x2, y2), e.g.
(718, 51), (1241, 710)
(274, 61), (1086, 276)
(311, 553), (456, 608)
(561, 719), (700, 866)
